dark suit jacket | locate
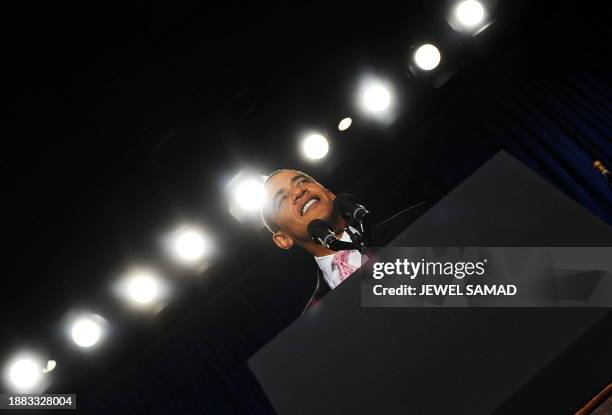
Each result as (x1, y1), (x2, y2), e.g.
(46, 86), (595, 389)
(303, 202), (429, 312)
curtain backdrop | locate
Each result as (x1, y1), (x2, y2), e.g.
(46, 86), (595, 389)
(477, 38), (612, 224)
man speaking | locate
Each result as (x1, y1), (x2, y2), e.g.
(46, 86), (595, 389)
(260, 170), (363, 297)
(261, 169), (428, 311)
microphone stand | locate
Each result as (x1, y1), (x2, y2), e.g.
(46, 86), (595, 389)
(357, 215), (372, 247)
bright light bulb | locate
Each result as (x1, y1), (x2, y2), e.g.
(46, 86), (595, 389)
(414, 44), (441, 70)
(455, 0), (485, 27)
(43, 360), (56, 374)
(234, 178), (265, 212)
(128, 273), (158, 304)
(338, 117), (352, 131)
(361, 83), (391, 113)
(173, 229), (206, 261)
(302, 134), (329, 160)
(71, 317), (101, 348)
(9, 358), (41, 391)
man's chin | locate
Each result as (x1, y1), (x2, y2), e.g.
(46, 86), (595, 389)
(307, 209), (334, 224)
(302, 209), (340, 232)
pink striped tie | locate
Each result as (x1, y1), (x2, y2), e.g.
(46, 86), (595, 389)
(332, 250), (359, 281)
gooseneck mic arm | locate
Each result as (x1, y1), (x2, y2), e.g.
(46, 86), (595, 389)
(307, 219), (361, 252)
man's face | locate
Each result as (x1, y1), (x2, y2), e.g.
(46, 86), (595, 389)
(263, 170), (335, 249)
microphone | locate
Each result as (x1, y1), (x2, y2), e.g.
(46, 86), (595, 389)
(333, 193), (370, 225)
(333, 194), (372, 246)
(307, 219), (360, 251)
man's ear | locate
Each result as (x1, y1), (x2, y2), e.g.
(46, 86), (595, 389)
(272, 231), (294, 250)
(325, 188), (335, 199)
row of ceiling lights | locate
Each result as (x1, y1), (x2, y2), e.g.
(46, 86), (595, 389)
(3, 0), (491, 393)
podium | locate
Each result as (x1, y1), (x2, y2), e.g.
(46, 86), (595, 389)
(248, 152), (612, 414)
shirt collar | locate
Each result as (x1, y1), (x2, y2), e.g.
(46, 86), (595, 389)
(313, 231), (353, 289)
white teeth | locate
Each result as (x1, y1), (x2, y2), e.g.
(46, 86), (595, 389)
(302, 199), (317, 215)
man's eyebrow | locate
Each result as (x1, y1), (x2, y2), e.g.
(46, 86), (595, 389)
(271, 175), (308, 211)
(269, 174), (310, 211)
(291, 174), (308, 183)
(273, 189), (285, 211)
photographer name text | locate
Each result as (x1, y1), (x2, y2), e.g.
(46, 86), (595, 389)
(370, 258), (517, 297)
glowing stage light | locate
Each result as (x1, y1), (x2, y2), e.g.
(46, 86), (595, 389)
(360, 82), (391, 114)
(338, 117), (352, 131)
(66, 313), (107, 349)
(8, 357), (42, 391)
(127, 272), (159, 304)
(175, 230), (205, 260)
(71, 316), (101, 348)
(455, 0), (485, 28)
(10, 359), (39, 387)
(414, 44), (441, 71)
(114, 268), (169, 312)
(301, 133), (329, 160)
(170, 227), (209, 263)
(226, 172), (268, 224)
(42, 360), (56, 374)
(164, 225), (213, 267)
(233, 177), (266, 212)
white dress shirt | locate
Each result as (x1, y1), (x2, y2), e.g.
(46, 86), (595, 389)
(314, 231), (363, 289)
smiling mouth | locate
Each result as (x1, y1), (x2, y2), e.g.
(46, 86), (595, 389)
(300, 196), (320, 216)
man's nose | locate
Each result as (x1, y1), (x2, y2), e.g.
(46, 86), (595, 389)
(292, 186), (307, 204)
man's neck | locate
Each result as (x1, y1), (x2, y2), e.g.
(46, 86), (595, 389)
(303, 240), (337, 257)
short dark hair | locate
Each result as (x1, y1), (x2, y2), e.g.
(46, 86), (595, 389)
(260, 169), (315, 233)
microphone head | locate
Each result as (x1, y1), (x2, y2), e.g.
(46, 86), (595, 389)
(334, 193), (369, 222)
(336, 193), (359, 201)
(307, 219), (332, 240)
(306, 219), (335, 246)
(334, 193), (362, 220)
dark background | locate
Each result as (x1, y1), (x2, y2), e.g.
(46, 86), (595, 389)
(1, 1), (610, 413)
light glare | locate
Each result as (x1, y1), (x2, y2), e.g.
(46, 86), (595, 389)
(455, 0), (485, 27)
(173, 229), (207, 261)
(226, 171), (269, 224)
(128, 272), (159, 304)
(414, 44), (441, 70)
(338, 117), (352, 131)
(43, 360), (56, 374)
(234, 178), (265, 212)
(71, 317), (101, 348)
(9, 358), (41, 391)
(302, 134), (329, 160)
(361, 83), (391, 113)
(116, 268), (169, 311)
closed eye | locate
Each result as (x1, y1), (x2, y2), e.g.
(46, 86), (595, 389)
(276, 195), (287, 212)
